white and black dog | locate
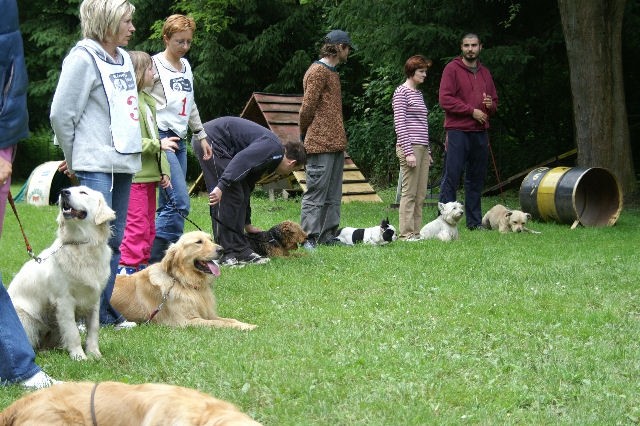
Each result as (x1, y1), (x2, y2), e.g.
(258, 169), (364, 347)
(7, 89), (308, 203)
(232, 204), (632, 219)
(337, 218), (398, 246)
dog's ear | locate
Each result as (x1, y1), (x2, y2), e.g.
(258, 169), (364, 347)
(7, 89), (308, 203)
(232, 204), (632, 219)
(381, 217), (390, 229)
(438, 202), (444, 212)
(505, 210), (513, 217)
(57, 211), (66, 228)
(94, 198), (116, 225)
(161, 242), (178, 273)
(525, 213), (531, 220)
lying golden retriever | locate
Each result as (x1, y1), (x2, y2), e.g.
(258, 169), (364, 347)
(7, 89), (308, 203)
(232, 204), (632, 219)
(112, 231), (256, 330)
(247, 220), (307, 257)
(8, 186), (115, 360)
(0, 381), (262, 425)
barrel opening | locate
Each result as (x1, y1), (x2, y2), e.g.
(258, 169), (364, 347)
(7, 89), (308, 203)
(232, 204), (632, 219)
(574, 168), (622, 226)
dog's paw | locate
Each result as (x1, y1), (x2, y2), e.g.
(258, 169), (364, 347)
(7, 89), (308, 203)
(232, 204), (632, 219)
(238, 322), (258, 331)
(69, 348), (88, 361)
(85, 348), (102, 359)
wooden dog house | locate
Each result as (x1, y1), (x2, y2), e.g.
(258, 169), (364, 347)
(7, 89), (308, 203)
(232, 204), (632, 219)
(190, 92), (382, 203)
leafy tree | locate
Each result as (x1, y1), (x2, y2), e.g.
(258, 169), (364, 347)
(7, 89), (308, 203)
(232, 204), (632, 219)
(170, 0), (323, 119)
(326, 0), (574, 188)
(18, 0), (81, 130)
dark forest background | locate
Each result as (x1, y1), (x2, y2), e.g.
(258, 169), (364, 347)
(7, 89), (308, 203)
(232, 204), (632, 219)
(13, 0), (640, 192)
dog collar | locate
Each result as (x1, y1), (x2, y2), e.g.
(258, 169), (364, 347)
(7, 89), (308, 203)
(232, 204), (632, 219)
(34, 240), (90, 264)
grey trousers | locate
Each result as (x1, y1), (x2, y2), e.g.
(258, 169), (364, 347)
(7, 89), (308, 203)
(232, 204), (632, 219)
(300, 152), (344, 243)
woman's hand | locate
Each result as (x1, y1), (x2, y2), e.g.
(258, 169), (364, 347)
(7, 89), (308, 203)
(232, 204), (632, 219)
(161, 136), (180, 152)
(200, 138), (213, 160)
(0, 157), (12, 185)
(57, 160), (76, 178)
(159, 174), (172, 189)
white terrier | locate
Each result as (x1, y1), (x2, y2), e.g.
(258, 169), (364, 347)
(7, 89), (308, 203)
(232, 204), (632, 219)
(419, 201), (464, 242)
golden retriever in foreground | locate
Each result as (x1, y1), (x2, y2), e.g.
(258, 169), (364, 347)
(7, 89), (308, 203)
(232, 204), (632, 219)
(8, 186), (115, 360)
(112, 231), (256, 330)
(0, 381), (262, 425)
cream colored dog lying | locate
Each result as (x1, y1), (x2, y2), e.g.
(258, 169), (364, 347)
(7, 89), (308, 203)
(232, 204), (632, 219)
(0, 381), (262, 425)
(112, 231), (256, 330)
(482, 204), (536, 233)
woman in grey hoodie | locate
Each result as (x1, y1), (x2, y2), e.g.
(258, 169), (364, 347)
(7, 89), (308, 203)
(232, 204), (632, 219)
(50, 0), (141, 328)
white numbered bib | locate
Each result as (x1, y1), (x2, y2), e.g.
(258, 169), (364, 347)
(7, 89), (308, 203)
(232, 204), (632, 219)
(153, 55), (195, 138)
(79, 41), (142, 154)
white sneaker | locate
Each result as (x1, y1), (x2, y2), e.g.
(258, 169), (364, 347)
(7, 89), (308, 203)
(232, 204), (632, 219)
(238, 252), (270, 265)
(21, 371), (61, 390)
(117, 265), (136, 275)
(113, 320), (137, 330)
(77, 321), (86, 334)
(220, 257), (244, 268)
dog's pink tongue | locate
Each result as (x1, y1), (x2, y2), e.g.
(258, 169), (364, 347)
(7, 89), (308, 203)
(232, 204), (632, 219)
(207, 261), (221, 277)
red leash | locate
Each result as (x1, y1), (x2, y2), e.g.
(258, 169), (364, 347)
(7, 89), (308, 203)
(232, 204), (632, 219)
(487, 138), (504, 197)
(7, 191), (37, 260)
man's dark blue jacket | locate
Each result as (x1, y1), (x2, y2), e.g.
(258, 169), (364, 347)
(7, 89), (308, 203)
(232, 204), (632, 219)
(0, 0), (29, 149)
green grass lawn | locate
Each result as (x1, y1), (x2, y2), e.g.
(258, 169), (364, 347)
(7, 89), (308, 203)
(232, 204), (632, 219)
(2, 183), (639, 425)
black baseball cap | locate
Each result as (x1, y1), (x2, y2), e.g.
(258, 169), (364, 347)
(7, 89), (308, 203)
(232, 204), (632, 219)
(324, 30), (353, 48)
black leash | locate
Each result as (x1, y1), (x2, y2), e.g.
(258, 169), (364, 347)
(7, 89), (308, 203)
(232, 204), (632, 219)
(210, 214), (274, 244)
(161, 185), (270, 244)
(160, 186), (203, 232)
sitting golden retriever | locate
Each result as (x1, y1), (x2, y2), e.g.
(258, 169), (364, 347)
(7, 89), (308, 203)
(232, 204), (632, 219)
(0, 381), (262, 425)
(8, 186), (115, 360)
(112, 231), (256, 330)
(247, 220), (307, 257)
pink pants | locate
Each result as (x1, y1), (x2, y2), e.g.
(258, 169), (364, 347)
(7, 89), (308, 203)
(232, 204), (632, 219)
(0, 146), (16, 237)
(120, 182), (157, 267)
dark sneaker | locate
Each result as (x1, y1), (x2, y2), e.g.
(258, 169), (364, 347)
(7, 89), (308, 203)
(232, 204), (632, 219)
(238, 252), (270, 265)
(321, 237), (346, 246)
(467, 225), (487, 231)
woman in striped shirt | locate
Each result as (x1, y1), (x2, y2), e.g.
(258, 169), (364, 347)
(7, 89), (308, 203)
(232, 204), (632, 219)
(392, 55), (433, 240)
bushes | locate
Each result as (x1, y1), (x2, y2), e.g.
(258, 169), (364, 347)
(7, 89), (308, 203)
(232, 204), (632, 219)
(13, 128), (64, 180)
(14, 128), (203, 183)
(345, 66), (446, 189)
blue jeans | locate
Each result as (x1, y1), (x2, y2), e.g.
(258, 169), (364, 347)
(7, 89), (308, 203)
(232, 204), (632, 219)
(155, 131), (190, 243)
(76, 172), (132, 325)
(439, 130), (489, 228)
(0, 280), (41, 385)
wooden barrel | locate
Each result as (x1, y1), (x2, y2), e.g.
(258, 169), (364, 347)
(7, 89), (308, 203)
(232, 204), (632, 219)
(519, 166), (622, 227)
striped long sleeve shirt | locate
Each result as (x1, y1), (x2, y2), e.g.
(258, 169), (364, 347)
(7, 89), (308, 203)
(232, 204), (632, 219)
(392, 84), (430, 157)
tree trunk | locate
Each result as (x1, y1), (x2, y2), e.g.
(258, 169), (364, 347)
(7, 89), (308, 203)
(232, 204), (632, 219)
(557, 0), (636, 197)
